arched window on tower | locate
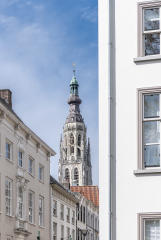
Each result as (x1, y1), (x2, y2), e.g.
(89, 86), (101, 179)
(74, 168), (79, 185)
(70, 134), (74, 144)
(78, 135), (81, 146)
(86, 171), (88, 185)
(77, 135), (81, 156)
(70, 134), (74, 155)
(65, 168), (70, 183)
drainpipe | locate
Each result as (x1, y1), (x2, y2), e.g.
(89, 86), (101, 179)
(76, 203), (78, 240)
(51, 186), (52, 240)
(108, 0), (114, 239)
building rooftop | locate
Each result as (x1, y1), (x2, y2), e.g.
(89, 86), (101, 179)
(70, 185), (99, 207)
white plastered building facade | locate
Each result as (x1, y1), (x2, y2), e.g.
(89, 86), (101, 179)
(0, 90), (56, 240)
(99, 0), (161, 240)
(50, 176), (79, 240)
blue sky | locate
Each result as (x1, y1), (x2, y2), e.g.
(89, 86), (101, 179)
(0, 0), (98, 185)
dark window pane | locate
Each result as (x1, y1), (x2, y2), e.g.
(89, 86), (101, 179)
(144, 144), (160, 167)
(144, 8), (160, 31)
(144, 94), (159, 118)
(145, 33), (160, 56)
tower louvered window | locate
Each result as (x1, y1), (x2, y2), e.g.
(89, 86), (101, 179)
(65, 168), (70, 183)
(74, 168), (79, 185)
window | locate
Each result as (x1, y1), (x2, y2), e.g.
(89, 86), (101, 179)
(67, 208), (70, 222)
(29, 192), (34, 223)
(91, 215), (93, 228)
(70, 134), (74, 144)
(95, 218), (97, 230)
(72, 230), (75, 240)
(70, 134), (74, 155)
(18, 151), (23, 167)
(137, 212), (161, 240)
(72, 210), (75, 224)
(67, 228), (70, 239)
(53, 223), (57, 240)
(6, 237), (13, 240)
(86, 171), (88, 185)
(136, 87), (161, 172)
(6, 141), (12, 161)
(137, 1), (161, 58)
(74, 168), (79, 185)
(5, 179), (12, 215)
(39, 165), (44, 182)
(65, 168), (70, 183)
(60, 204), (64, 219)
(39, 197), (43, 226)
(61, 225), (64, 240)
(53, 200), (57, 216)
(78, 135), (81, 156)
(29, 158), (34, 175)
(18, 187), (23, 218)
(83, 206), (85, 224)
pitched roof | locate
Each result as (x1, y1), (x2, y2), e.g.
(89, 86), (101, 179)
(70, 186), (99, 207)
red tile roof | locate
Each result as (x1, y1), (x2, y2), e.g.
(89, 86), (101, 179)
(70, 186), (99, 206)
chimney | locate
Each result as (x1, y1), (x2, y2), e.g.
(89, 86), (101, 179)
(0, 89), (12, 108)
(62, 179), (70, 190)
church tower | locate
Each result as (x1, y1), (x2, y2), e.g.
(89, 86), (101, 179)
(58, 70), (92, 186)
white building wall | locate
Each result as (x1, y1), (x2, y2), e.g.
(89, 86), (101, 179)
(99, 0), (161, 240)
(51, 187), (77, 240)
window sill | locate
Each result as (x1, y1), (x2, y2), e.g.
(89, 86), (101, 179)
(39, 179), (44, 184)
(53, 215), (57, 217)
(133, 169), (161, 175)
(28, 222), (35, 226)
(39, 225), (45, 229)
(29, 172), (35, 178)
(6, 158), (14, 164)
(60, 218), (64, 221)
(6, 214), (14, 218)
(66, 220), (70, 223)
(133, 55), (161, 63)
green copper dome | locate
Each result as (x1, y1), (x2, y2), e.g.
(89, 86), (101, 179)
(70, 70), (79, 95)
(70, 70), (78, 86)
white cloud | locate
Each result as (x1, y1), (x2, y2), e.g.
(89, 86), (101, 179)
(81, 6), (98, 23)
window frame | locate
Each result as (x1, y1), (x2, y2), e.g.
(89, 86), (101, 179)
(39, 165), (44, 182)
(18, 187), (23, 219)
(5, 178), (12, 216)
(29, 191), (34, 224)
(39, 197), (43, 227)
(61, 225), (64, 240)
(6, 140), (12, 162)
(18, 150), (23, 168)
(67, 207), (70, 222)
(72, 230), (75, 240)
(53, 222), (57, 240)
(60, 204), (64, 220)
(29, 157), (34, 176)
(137, 212), (161, 240)
(53, 200), (57, 216)
(136, 87), (161, 172)
(137, 1), (161, 58)
(72, 210), (75, 224)
(67, 228), (70, 239)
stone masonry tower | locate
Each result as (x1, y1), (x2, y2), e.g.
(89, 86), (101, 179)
(58, 70), (92, 186)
